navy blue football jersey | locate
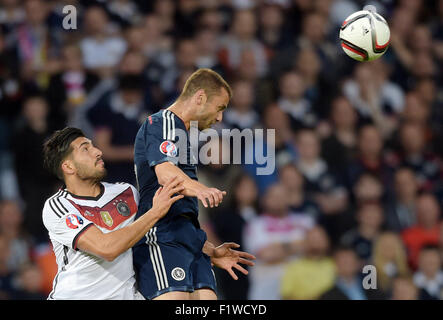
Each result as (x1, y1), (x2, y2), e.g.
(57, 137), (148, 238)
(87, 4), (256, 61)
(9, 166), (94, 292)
(134, 109), (198, 223)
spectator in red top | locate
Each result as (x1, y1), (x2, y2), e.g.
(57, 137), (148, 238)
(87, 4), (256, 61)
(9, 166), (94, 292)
(402, 193), (442, 270)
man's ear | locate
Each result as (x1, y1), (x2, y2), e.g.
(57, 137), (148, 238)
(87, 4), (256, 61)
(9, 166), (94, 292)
(194, 89), (207, 106)
(61, 159), (75, 177)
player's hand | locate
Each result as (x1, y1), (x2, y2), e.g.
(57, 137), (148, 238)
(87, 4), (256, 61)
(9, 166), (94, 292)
(196, 187), (227, 208)
(152, 176), (184, 218)
(210, 242), (256, 280)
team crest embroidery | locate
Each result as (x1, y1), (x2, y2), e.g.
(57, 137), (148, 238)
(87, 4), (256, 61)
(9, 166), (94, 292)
(159, 141), (177, 157)
(115, 200), (131, 217)
(100, 211), (113, 227)
(171, 267), (186, 281)
(66, 214), (83, 229)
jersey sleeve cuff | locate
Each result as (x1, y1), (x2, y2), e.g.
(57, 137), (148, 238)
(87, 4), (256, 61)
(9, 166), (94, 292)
(72, 223), (94, 251)
(149, 157), (178, 167)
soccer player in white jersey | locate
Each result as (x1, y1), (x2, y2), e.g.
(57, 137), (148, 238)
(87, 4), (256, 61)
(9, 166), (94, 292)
(41, 127), (185, 300)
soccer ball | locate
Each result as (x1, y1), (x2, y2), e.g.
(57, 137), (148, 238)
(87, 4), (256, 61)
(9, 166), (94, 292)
(339, 7), (390, 62)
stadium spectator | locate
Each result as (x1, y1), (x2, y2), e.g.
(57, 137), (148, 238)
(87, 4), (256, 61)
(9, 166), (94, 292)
(79, 6), (127, 77)
(278, 163), (321, 222)
(402, 193), (442, 270)
(320, 246), (386, 300)
(210, 174), (259, 300)
(390, 276), (419, 300)
(106, 0), (143, 28)
(243, 104), (296, 194)
(347, 124), (394, 192)
(159, 38), (198, 98)
(257, 2), (291, 52)
(197, 137), (243, 225)
(0, 0), (25, 35)
(87, 73), (148, 185)
(194, 29), (224, 74)
(371, 232), (411, 294)
(11, 263), (46, 300)
(0, 200), (31, 270)
(151, 0), (175, 36)
(280, 226), (335, 300)
(244, 183), (314, 299)
(342, 60), (405, 137)
(218, 9), (269, 79)
(352, 173), (384, 208)
(45, 42), (100, 127)
(413, 245), (443, 300)
(321, 95), (358, 177)
(142, 13), (173, 62)
(340, 203), (384, 262)
(396, 122), (442, 192)
(295, 129), (348, 217)
(222, 79), (260, 131)
(12, 95), (59, 242)
(9, 0), (61, 90)
(385, 168), (419, 232)
(0, 234), (16, 299)
(277, 71), (317, 130)
(294, 46), (335, 120)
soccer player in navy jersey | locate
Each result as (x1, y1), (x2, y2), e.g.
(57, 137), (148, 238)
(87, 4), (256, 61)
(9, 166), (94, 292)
(133, 68), (256, 300)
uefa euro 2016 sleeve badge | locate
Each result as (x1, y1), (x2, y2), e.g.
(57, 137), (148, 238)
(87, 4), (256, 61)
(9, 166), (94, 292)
(159, 141), (178, 157)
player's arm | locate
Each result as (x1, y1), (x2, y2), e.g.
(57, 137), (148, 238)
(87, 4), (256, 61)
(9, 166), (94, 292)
(76, 177), (184, 261)
(154, 161), (226, 208)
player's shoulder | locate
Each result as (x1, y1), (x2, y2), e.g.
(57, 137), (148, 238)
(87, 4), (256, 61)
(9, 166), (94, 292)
(144, 109), (176, 131)
(143, 110), (166, 128)
(42, 189), (70, 220)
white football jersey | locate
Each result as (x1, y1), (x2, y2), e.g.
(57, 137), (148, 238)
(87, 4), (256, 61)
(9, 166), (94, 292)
(42, 182), (144, 300)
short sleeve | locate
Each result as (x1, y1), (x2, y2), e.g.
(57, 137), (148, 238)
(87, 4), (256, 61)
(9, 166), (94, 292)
(42, 197), (94, 250)
(144, 113), (179, 167)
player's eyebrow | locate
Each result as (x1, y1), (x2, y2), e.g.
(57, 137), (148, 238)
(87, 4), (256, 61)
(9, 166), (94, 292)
(78, 140), (91, 149)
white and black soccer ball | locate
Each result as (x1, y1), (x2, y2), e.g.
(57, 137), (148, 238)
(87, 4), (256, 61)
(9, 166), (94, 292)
(339, 6), (390, 62)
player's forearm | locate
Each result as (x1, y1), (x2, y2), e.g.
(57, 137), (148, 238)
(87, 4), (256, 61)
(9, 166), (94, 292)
(155, 162), (205, 197)
(100, 208), (162, 261)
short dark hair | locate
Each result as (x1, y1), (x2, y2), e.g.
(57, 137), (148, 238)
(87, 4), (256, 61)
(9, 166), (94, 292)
(179, 68), (233, 102)
(43, 127), (85, 180)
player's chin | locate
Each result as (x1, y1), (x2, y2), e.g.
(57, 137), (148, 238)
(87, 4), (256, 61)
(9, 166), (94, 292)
(95, 167), (107, 181)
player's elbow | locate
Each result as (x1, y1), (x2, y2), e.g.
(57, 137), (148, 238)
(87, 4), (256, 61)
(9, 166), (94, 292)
(101, 248), (119, 262)
(97, 243), (121, 262)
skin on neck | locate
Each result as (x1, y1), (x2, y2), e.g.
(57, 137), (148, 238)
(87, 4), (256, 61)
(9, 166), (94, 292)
(167, 99), (195, 131)
(65, 176), (102, 198)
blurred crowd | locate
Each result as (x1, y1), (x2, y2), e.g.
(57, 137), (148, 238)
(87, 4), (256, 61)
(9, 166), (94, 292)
(0, 0), (442, 300)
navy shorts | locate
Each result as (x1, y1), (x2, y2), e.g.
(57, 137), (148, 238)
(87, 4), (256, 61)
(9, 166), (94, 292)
(133, 215), (217, 300)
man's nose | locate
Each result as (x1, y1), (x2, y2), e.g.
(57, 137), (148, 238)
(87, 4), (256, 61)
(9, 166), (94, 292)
(94, 147), (103, 158)
(216, 112), (223, 122)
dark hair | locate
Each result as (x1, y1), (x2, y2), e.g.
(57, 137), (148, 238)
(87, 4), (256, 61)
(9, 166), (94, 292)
(43, 127), (85, 180)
